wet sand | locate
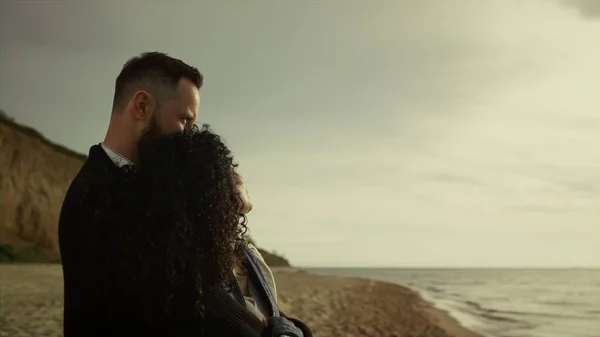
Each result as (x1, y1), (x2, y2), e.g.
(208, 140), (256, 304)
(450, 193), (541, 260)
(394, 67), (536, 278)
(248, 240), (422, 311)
(0, 264), (482, 337)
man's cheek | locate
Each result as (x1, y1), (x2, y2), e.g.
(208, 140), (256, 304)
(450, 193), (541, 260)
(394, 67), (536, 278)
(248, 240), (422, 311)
(160, 121), (183, 134)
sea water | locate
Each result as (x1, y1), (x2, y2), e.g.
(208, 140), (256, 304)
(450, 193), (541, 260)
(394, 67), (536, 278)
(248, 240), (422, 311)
(307, 268), (600, 337)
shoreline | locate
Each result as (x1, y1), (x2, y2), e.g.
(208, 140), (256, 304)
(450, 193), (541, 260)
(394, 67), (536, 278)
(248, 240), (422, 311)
(272, 267), (484, 337)
(1, 264), (483, 337)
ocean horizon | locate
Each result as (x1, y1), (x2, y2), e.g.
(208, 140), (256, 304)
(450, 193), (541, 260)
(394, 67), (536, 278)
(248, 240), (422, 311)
(306, 267), (600, 337)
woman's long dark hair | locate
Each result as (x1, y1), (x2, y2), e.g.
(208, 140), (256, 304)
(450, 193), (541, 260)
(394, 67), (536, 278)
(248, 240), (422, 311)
(88, 124), (248, 326)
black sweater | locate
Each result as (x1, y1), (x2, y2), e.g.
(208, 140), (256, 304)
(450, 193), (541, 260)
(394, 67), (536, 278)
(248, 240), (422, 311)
(58, 145), (265, 337)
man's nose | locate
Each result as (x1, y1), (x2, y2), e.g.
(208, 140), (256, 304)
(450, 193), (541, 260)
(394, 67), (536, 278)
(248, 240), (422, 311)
(183, 121), (195, 131)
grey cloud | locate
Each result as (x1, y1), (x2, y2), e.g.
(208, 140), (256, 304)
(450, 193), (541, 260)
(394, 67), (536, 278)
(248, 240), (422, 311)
(559, 0), (600, 19)
(425, 172), (486, 186)
(501, 162), (599, 199)
(509, 205), (574, 214)
(539, 178), (599, 198)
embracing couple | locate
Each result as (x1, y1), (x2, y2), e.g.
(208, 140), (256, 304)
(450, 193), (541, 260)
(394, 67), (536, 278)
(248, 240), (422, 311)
(58, 52), (311, 337)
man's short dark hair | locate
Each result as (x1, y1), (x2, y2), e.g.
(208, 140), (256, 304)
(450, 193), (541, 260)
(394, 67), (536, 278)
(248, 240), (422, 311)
(112, 52), (203, 113)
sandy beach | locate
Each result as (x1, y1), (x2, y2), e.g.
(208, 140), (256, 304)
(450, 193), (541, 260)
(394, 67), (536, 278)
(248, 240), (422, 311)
(0, 264), (482, 337)
(274, 268), (482, 337)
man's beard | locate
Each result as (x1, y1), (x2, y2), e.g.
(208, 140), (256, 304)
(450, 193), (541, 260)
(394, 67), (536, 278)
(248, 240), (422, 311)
(136, 113), (166, 160)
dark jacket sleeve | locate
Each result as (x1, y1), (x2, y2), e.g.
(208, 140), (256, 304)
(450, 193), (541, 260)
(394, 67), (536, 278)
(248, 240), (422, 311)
(58, 186), (94, 337)
(280, 311), (313, 337)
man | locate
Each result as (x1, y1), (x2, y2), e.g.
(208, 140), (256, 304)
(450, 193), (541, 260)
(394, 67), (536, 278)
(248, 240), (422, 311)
(59, 52), (203, 336)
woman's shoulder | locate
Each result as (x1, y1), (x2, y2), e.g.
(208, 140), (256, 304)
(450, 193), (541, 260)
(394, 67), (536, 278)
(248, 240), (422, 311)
(246, 243), (278, 303)
(246, 242), (263, 260)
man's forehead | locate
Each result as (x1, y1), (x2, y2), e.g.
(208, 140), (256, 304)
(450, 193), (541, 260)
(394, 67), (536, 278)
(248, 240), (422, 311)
(177, 78), (200, 96)
(170, 79), (199, 109)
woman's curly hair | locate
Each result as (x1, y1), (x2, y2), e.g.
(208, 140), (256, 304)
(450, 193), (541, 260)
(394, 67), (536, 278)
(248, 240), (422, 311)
(87, 124), (248, 326)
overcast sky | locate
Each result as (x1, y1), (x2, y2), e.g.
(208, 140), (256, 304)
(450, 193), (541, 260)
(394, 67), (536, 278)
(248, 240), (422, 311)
(1, 0), (598, 267)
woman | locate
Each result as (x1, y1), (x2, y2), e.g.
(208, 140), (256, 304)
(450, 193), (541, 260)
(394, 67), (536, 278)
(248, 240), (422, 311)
(84, 124), (309, 337)
(233, 165), (312, 337)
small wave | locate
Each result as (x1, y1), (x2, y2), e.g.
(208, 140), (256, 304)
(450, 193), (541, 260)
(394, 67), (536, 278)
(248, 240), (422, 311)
(423, 286), (463, 300)
(462, 300), (593, 321)
(464, 301), (521, 323)
(539, 300), (588, 307)
(426, 286), (444, 293)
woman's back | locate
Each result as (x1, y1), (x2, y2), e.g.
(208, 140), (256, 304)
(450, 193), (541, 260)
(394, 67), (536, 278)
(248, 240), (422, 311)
(81, 125), (253, 336)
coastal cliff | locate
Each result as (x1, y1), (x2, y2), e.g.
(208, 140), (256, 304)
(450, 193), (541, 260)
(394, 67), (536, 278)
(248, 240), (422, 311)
(0, 111), (290, 266)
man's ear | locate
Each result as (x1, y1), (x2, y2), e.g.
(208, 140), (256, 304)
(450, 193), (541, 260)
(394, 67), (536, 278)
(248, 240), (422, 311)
(130, 90), (155, 121)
